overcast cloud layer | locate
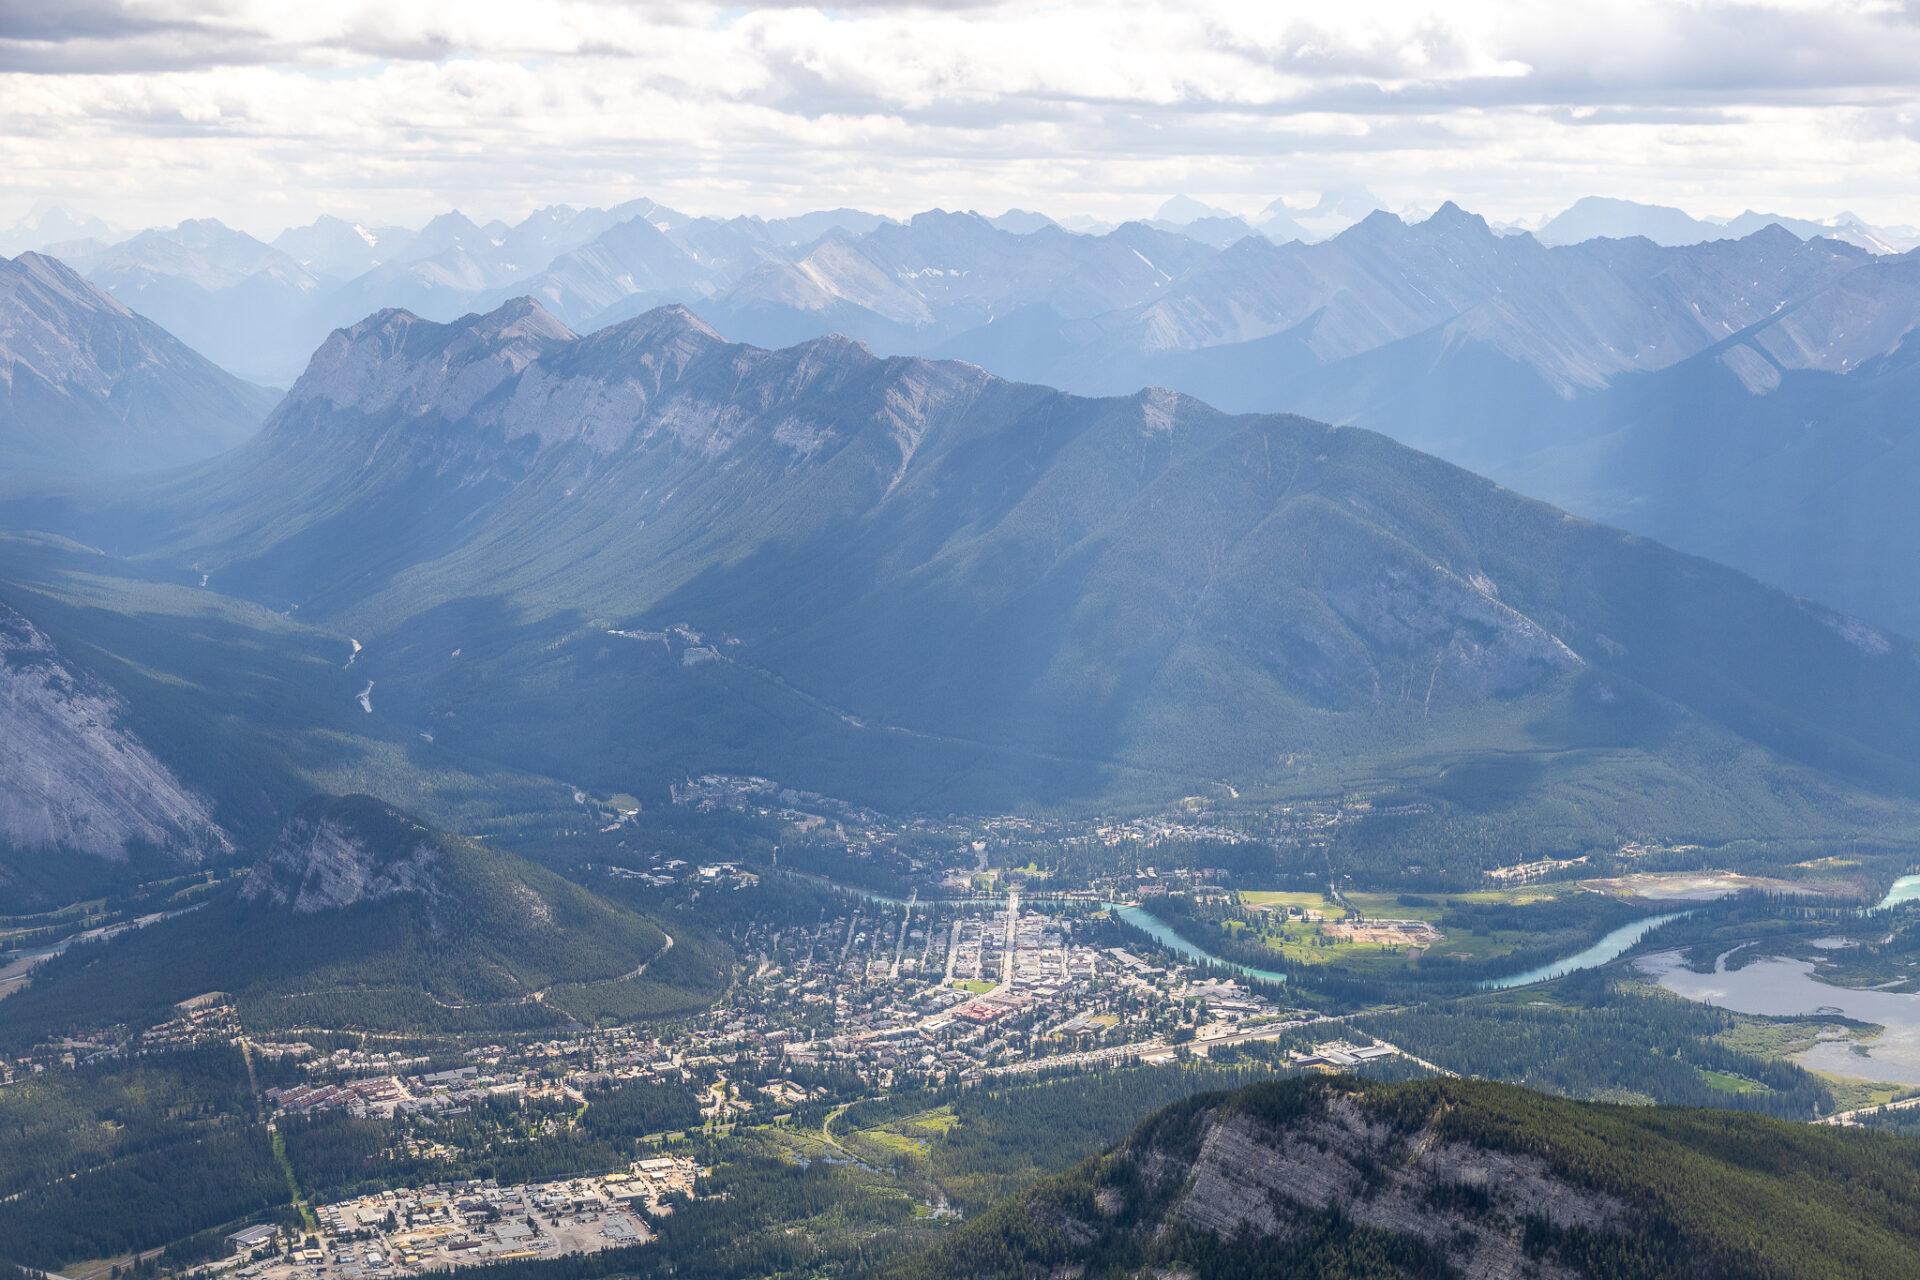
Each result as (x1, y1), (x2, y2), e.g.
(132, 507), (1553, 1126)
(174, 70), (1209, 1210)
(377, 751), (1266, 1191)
(4, 0), (1920, 235)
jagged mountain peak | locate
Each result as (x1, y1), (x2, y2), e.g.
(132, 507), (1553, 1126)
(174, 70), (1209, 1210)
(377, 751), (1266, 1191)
(1740, 219), (1806, 249)
(173, 215), (236, 236)
(1340, 208), (1411, 240)
(420, 209), (483, 234)
(466, 294), (576, 344)
(6, 250), (132, 316)
(787, 328), (876, 362)
(290, 296), (575, 421)
(1423, 200), (1492, 234)
(284, 297), (921, 462)
(587, 302), (725, 351)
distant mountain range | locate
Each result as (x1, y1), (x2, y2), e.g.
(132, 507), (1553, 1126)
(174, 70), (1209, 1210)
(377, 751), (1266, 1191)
(8, 192), (1904, 388)
(15, 192), (1920, 637)
(1535, 195), (1917, 253)
(892, 1074), (1920, 1280)
(14, 194), (1920, 635)
(13, 300), (1920, 866)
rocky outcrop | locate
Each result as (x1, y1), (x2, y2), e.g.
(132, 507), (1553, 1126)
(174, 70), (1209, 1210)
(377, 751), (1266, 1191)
(240, 796), (441, 913)
(1152, 1093), (1629, 1280)
(291, 297), (576, 424)
(0, 600), (229, 862)
(899, 1075), (1920, 1280)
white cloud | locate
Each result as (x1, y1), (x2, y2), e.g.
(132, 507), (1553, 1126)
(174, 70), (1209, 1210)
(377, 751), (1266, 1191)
(3, 0), (1919, 234)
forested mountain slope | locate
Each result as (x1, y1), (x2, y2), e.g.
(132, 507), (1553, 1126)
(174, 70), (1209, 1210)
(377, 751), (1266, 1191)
(16, 299), (1920, 852)
(0, 795), (729, 1044)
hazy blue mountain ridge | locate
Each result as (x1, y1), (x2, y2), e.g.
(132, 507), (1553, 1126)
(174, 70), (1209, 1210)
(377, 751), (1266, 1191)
(0, 252), (275, 478)
(35, 297), (1920, 838)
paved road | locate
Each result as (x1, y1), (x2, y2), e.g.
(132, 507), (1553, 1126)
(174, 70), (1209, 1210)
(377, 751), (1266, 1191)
(983, 1010), (1456, 1079)
(61, 1247), (166, 1280)
(1816, 1092), (1920, 1126)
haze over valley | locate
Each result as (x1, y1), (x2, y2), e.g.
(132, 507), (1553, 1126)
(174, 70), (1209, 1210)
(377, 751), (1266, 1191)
(9, 3), (1920, 1277)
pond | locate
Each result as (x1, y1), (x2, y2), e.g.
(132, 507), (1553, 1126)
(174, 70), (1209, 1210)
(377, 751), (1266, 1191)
(1636, 949), (1920, 1086)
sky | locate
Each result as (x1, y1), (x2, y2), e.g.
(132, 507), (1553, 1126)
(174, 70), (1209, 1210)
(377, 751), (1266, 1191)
(5, 0), (1920, 237)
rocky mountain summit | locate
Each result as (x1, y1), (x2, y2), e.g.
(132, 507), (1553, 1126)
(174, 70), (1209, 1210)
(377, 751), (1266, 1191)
(896, 1075), (1920, 1279)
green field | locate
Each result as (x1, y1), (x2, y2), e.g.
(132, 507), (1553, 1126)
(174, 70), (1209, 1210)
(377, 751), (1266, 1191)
(1700, 1069), (1770, 1095)
(1208, 882), (1646, 976)
(1239, 890), (1329, 912)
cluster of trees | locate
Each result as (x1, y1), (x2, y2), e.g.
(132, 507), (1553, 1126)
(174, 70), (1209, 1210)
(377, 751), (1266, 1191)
(545, 924), (734, 1026)
(0, 1044), (257, 1198)
(1374, 1077), (1920, 1279)
(1030, 836), (1301, 891)
(0, 1125), (283, 1269)
(578, 1077), (703, 1140)
(772, 839), (938, 898)
(1357, 971), (1836, 1118)
(281, 1076), (709, 1204)
(280, 1090), (667, 1199)
(920, 1063), (1287, 1210)
(0, 1045), (292, 1268)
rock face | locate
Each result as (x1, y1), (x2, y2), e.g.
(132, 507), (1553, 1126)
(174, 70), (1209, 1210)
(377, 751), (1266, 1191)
(0, 599), (228, 863)
(240, 796), (441, 913)
(0, 252), (274, 477)
(902, 1075), (1920, 1280)
(1144, 1092), (1626, 1280)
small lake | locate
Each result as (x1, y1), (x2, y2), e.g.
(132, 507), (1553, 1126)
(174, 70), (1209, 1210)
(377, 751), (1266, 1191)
(1107, 904), (1288, 985)
(1637, 950), (1920, 1085)
(1477, 912), (1690, 991)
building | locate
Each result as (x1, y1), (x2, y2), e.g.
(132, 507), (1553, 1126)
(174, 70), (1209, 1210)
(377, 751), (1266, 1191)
(228, 1224), (278, 1252)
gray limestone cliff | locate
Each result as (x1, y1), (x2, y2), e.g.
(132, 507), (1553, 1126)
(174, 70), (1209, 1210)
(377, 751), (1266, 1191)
(0, 599), (229, 862)
(239, 796), (441, 913)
